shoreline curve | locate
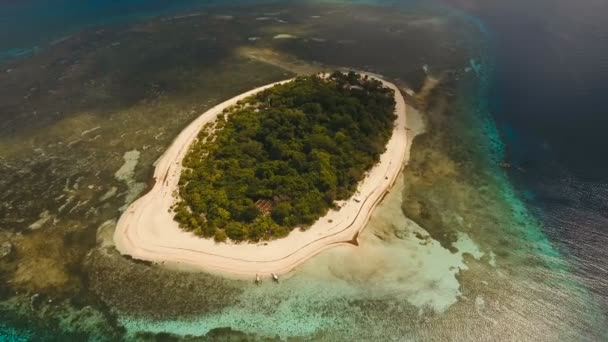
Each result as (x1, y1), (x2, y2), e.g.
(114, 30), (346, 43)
(113, 73), (409, 279)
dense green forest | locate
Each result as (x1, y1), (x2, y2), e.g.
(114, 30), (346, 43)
(173, 72), (397, 242)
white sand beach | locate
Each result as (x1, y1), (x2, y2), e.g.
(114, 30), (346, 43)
(113, 74), (409, 279)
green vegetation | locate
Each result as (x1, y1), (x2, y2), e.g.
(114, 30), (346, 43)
(173, 72), (396, 242)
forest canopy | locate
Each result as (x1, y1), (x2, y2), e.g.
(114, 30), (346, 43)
(173, 72), (397, 242)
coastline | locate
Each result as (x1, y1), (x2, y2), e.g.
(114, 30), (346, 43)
(113, 74), (409, 279)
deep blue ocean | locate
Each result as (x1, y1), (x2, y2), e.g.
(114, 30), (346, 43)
(457, 0), (608, 316)
(1, 0), (607, 338)
(0, 0), (223, 62)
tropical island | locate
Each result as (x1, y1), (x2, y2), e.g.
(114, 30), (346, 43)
(113, 71), (409, 278)
(173, 72), (396, 243)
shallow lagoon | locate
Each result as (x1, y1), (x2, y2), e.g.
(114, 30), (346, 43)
(0, 1), (606, 340)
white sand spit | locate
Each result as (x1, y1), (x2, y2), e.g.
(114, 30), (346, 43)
(273, 34), (297, 39)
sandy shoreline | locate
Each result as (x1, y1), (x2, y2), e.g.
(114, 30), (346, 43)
(113, 74), (409, 279)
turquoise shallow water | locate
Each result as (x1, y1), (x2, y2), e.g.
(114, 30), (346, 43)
(0, 0), (606, 340)
(118, 27), (601, 338)
(118, 175), (489, 338)
(0, 323), (31, 342)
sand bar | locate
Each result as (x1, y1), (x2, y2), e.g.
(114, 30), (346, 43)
(113, 74), (409, 279)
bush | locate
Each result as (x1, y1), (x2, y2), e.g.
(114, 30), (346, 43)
(214, 229), (227, 243)
(174, 72), (396, 242)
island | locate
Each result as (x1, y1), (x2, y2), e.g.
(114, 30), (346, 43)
(113, 71), (409, 278)
(174, 72), (396, 242)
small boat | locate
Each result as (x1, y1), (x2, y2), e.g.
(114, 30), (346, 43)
(271, 273), (279, 282)
(255, 274), (261, 285)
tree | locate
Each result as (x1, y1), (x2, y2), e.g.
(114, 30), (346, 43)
(214, 229), (227, 243)
(271, 202), (293, 225)
(174, 72), (396, 242)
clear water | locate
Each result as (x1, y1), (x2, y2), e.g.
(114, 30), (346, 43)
(0, 0), (606, 340)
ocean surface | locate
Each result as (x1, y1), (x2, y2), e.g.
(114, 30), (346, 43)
(448, 0), (608, 317)
(0, 0), (606, 340)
